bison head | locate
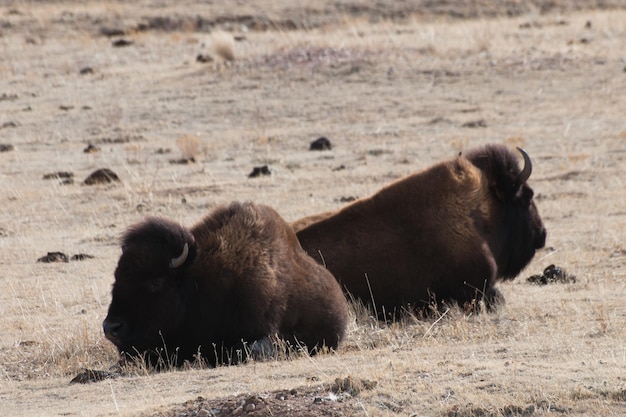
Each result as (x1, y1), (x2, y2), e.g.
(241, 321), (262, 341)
(103, 217), (197, 366)
(465, 145), (546, 280)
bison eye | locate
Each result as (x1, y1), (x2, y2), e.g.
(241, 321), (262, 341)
(517, 185), (534, 202)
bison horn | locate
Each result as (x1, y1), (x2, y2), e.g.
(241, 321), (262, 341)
(170, 243), (189, 268)
(516, 147), (532, 183)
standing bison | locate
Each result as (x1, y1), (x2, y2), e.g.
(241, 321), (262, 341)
(103, 202), (348, 367)
(294, 144), (546, 316)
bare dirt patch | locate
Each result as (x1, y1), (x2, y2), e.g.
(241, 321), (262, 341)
(157, 377), (378, 417)
(1, 1), (626, 416)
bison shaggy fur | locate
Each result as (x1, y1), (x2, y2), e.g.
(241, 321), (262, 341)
(103, 202), (348, 367)
(293, 144), (546, 316)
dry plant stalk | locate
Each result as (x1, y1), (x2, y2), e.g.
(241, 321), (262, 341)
(176, 134), (201, 161)
(212, 31), (235, 62)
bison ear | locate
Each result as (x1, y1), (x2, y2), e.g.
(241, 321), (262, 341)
(170, 242), (189, 269)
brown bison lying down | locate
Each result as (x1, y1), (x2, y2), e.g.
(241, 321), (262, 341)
(294, 144), (546, 316)
(103, 202), (348, 367)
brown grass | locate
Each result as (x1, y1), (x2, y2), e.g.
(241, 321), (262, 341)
(175, 134), (201, 161)
(212, 30), (236, 62)
(1, 1), (626, 416)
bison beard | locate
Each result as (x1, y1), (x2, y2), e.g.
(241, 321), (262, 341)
(103, 202), (348, 368)
(294, 144), (546, 317)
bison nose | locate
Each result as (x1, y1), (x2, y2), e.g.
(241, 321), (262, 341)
(535, 227), (547, 249)
(103, 318), (125, 343)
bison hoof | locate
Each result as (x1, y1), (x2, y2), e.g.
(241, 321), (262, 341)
(249, 337), (276, 361)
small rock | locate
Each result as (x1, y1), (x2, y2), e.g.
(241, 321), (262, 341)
(248, 165), (271, 178)
(0, 144), (15, 152)
(196, 54), (214, 63)
(461, 119), (487, 128)
(112, 38), (133, 47)
(0, 93), (18, 102)
(368, 149), (388, 156)
(1, 121), (19, 128)
(37, 252), (69, 263)
(310, 137), (332, 151)
(79, 67), (94, 75)
(169, 157), (195, 164)
(43, 171), (73, 180)
(70, 369), (118, 384)
(527, 264), (576, 285)
(71, 254), (95, 261)
(83, 144), (100, 153)
(100, 27), (125, 37)
(429, 116), (453, 125)
(83, 168), (120, 185)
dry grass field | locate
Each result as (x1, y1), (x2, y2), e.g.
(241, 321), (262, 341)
(1, 0), (626, 416)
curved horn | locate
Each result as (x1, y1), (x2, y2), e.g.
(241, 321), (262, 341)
(169, 243), (189, 269)
(516, 147), (532, 183)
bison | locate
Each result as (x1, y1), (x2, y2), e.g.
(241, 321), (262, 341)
(293, 144), (546, 316)
(103, 202), (348, 367)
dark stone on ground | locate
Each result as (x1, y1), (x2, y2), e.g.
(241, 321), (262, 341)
(248, 165), (271, 178)
(310, 137), (332, 151)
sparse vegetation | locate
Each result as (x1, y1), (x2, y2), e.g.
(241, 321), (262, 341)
(175, 134), (201, 162)
(212, 30), (235, 62)
(1, 1), (625, 416)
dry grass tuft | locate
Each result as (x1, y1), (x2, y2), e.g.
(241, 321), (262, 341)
(212, 31), (236, 62)
(175, 134), (201, 161)
(4, 323), (118, 381)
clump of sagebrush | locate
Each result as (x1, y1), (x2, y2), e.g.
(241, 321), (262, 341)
(176, 134), (201, 161)
(212, 31), (235, 62)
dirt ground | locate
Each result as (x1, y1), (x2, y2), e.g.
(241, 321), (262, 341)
(1, 1), (626, 416)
